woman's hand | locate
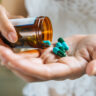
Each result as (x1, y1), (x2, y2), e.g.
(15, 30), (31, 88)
(0, 5), (23, 43)
(0, 35), (96, 82)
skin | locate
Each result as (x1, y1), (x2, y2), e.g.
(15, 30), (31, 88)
(0, 5), (96, 82)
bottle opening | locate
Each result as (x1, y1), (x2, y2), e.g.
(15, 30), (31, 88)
(39, 16), (53, 42)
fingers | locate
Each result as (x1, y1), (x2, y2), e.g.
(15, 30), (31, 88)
(64, 35), (86, 56)
(0, 59), (41, 82)
(0, 46), (47, 80)
(0, 46), (88, 81)
(86, 45), (96, 75)
(0, 46), (52, 80)
(86, 60), (96, 75)
(40, 46), (58, 63)
(45, 56), (88, 80)
(0, 5), (17, 43)
(0, 46), (18, 61)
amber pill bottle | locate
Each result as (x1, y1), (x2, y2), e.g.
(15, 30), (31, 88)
(1, 16), (53, 49)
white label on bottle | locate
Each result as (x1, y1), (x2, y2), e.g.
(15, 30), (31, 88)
(10, 17), (37, 26)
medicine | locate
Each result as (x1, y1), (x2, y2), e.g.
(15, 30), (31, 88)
(43, 40), (51, 46)
(58, 38), (69, 51)
(0, 16), (53, 49)
(56, 42), (65, 52)
(53, 47), (66, 57)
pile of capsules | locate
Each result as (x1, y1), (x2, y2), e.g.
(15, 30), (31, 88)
(43, 38), (69, 57)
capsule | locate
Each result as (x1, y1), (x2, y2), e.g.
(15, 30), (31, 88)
(53, 47), (66, 57)
(58, 38), (69, 51)
(43, 40), (51, 46)
(56, 42), (65, 52)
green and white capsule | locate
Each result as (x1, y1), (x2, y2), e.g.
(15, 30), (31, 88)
(56, 42), (65, 52)
(58, 38), (69, 51)
(53, 47), (66, 57)
(40, 40), (51, 48)
(43, 40), (51, 46)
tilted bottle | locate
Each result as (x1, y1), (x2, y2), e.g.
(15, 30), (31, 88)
(1, 16), (53, 49)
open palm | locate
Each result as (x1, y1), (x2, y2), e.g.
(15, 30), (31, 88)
(0, 35), (95, 82)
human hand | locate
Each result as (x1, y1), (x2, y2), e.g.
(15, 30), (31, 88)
(0, 5), (23, 43)
(0, 35), (96, 82)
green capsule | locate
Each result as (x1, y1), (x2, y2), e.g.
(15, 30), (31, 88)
(58, 37), (69, 51)
(56, 42), (65, 52)
(53, 47), (66, 57)
(43, 40), (51, 46)
(57, 51), (66, 57)
(53, 47), (59, 54)
(59, 47), (65, 52)
(57, 52), (63, 57)
(41, 43), (50, 48)
(58, 38), (65, 43)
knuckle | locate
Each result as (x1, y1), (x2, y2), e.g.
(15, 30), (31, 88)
(77, 48), (90, 61)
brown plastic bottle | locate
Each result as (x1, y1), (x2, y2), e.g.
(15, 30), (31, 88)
(1, 16), (53, 49)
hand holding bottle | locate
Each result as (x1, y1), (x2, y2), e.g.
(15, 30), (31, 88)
(0, 5), (23, 44)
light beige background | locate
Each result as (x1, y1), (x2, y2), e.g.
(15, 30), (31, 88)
(2, 0), (27, 16)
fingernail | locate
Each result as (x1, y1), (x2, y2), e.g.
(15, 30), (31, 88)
(8, 32), (17, 43)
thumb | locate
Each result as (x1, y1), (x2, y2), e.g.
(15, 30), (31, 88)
(86, 60), (96, 76)
(0, 6), (18, 43)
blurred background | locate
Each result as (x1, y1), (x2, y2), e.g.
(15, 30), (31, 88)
(0, 0), (27, 96)
(0, 67), (26, 96)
